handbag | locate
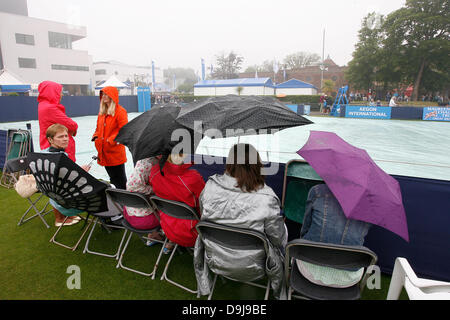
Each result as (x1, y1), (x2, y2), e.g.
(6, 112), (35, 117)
(14, 174), (38, 198)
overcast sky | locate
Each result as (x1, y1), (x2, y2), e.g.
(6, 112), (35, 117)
(27, 0), (406, 73)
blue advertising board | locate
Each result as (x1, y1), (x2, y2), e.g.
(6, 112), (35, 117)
(345, 106), (391, 119)
(422, 107), (450, 121)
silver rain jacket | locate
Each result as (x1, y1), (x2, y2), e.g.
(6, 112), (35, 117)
(194, 173), (287, 299)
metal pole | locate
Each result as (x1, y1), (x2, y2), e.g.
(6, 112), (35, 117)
(321, 29), (325, 92)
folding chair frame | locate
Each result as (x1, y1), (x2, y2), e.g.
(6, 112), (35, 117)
(150, 196), (200, 295)
(82, 216), (128, 259)
(49, 214), (94, 251)
(105, 189), (164, 277)
(6, 156), (53, 229)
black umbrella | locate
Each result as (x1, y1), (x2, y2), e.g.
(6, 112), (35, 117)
(27, 152), (109, 213)
(115, 104), (197, 165)
(175, 95), (313, 138)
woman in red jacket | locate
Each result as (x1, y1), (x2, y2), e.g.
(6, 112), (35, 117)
(92, 86), (128, 189)
(149, 153), (205, 253)
(37, 81), (78, 162)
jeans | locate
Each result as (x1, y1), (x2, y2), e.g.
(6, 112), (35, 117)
(300, 184), (370, 246)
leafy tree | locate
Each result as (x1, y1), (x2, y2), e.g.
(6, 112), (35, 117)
(211, 51), (244, 79)
(381, 0), (450, 100)
(283, 52), (321, 69)
(322, 79), (335, 96)
(345, 12), (385, 92)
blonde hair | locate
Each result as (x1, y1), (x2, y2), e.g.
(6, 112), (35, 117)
(46, 123), (68, 139)
(99, 92), (116, 116)
(168, 153), (186, 165)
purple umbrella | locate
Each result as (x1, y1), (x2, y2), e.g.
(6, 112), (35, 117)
(297, 131), (409, 242)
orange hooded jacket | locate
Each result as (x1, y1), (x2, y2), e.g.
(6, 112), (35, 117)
(92, 86), (128, 166)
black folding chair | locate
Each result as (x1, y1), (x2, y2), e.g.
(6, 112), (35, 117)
(106, 189), (164, 277)
(150, 195), (199, 294)
(195, 221), (272, 300)
(285, 239), (377, 300)
(6, 156), (52, 228)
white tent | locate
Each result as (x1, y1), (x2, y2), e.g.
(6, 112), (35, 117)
(0, 69), (31, 93)
(95, 75), (129, 89)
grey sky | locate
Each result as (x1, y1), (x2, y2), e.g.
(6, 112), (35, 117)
(27, 0), (406, 74)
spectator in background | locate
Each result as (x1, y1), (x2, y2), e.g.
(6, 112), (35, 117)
(92, 86), (128, 189)
(297, 184), (371, 288)
(389, 96), (398, 107)
(38, 81), (78, 162)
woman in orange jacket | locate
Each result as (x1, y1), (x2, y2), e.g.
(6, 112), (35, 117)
(92, 86), (128, 189)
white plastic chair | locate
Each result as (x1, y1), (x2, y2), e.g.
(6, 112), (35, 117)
(387, 257), (450, 300)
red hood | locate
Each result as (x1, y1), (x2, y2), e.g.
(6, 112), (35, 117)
(161, 161), (194, 175)
(37, 81), (62, 104)
(100, 86), (119, 105)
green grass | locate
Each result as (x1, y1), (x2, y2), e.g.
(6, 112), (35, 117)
(0, 186), (408, 300)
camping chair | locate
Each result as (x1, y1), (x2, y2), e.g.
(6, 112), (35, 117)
(150, 195), (199, 294)
(0, 129), (32, 188)
(387, 257), (450, 300)
(82, 191), (128, 260)
(285, 239), (377, 300)
(6, 156), (52, 228)
(195, 221), (273, 300)
(281, 160), (324, 238)
(105, 189), (164, 276)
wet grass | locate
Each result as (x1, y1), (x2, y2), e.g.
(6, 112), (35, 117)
(0, 186), (408, 300)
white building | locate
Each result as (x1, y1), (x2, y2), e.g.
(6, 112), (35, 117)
(194, 78), (275, 96)
(93, 60), (164, 91)
(275, 79), (318, 96)
(0, 0), (91, 95)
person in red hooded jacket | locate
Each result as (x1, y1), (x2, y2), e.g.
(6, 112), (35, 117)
(38, 81), (78, 162)
(92, 86), (128, 190)
(149, 153), (205, 254)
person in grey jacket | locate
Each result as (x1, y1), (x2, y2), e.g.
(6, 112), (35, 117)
(194, 143), (287, 299)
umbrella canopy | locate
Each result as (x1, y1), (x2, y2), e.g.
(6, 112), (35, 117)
(297, 131), (409, 242)
(115, 104), (197, 164)
(27, 152), (109, 213)
(175, 95), (313, 138)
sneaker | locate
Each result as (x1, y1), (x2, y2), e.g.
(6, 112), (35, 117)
(146, 239), (161, 247)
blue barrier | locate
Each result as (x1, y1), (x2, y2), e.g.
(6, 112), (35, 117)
(285, 104), (298, 113)
(0, 96), (139, 123)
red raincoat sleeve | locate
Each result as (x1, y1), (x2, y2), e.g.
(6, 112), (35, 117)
(53, 106), (78, 136)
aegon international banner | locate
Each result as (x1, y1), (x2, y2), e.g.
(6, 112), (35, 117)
(345, 106), (392, 119)
(422, 107), (450, 121)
